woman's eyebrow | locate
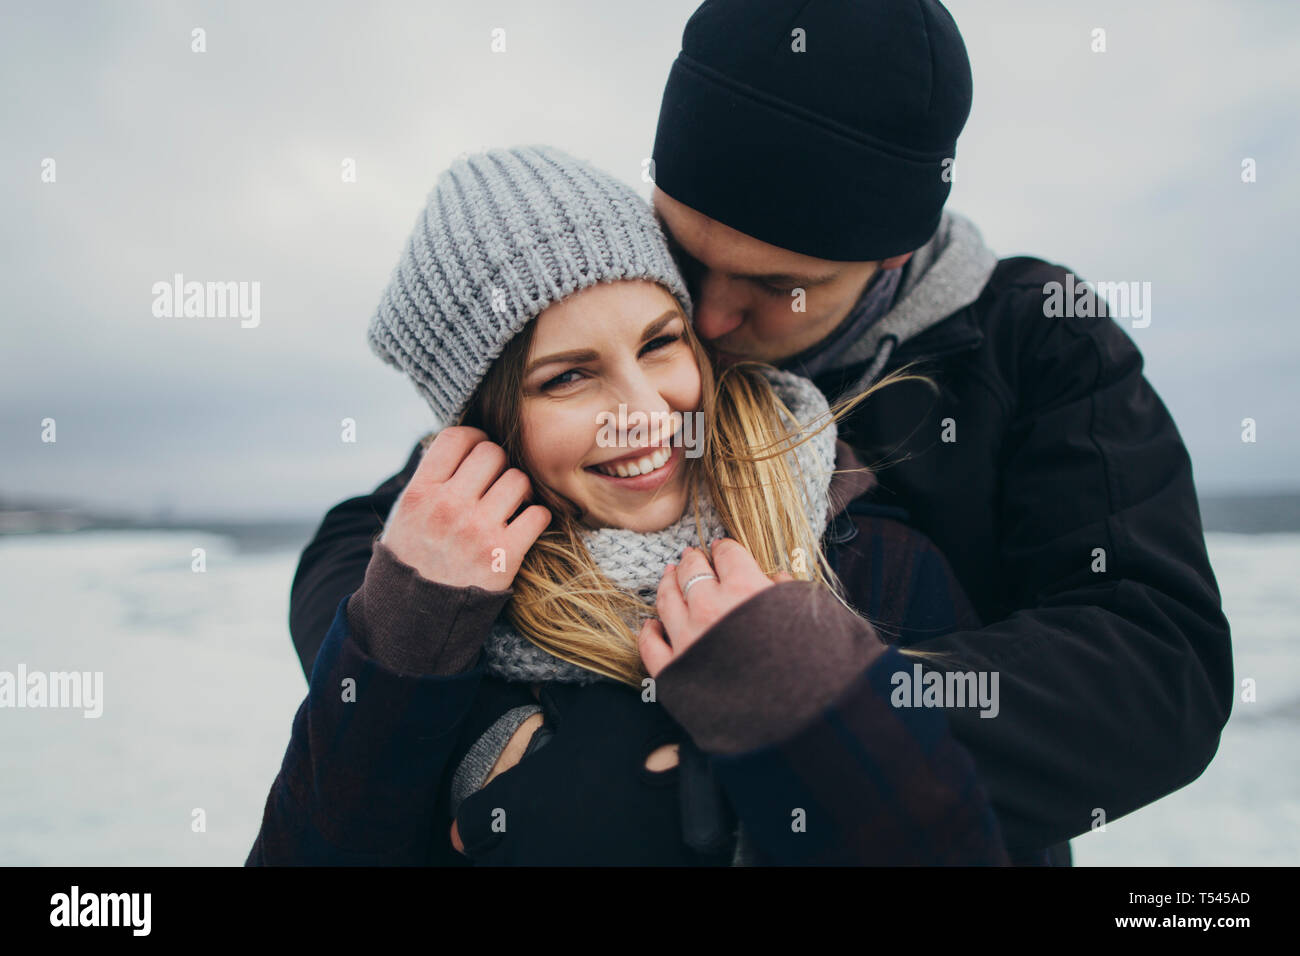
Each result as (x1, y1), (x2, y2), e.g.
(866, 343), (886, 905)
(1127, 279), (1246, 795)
(525, 347), (599, 377)
(640, 310), (681, 341)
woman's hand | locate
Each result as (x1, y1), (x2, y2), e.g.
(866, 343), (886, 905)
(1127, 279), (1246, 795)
(638, 538), (793, 677)
(379, 426), (551, 591)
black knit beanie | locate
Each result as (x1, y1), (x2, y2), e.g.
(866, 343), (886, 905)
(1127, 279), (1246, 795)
(651, 0), (972, 262)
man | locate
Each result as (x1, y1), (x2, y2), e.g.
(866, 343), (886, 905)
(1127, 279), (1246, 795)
(288, 0), (1232, 864)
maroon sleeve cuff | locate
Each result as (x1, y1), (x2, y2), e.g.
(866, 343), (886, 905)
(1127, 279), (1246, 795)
(654, 580), (887, 754)
(344, 540), (512, 676)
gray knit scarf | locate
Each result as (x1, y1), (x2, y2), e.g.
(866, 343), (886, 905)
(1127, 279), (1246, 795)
(480, 367), (838, 684)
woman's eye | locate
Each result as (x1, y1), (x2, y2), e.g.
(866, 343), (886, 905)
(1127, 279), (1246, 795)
(541, 369), (583, 391)
(641, 334), (681, 355)
(760, 282), (794, 296)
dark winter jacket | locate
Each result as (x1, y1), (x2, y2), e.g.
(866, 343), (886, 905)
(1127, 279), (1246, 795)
(248, 444), (1014, 865)
(809, 252), (1234, 858)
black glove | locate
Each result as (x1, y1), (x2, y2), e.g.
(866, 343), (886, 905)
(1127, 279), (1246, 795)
(442, 675), (545, 796)
(453, 679), (735, 866)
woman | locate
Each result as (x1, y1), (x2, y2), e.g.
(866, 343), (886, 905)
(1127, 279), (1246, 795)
(246, 145), (1009, 866)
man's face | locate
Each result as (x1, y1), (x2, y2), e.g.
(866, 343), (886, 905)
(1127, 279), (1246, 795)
(653, 187), (910, 364)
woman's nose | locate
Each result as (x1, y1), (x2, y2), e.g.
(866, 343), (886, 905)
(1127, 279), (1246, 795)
(610, 375), (676, 445)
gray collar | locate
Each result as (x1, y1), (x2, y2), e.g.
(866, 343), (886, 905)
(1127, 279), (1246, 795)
(827, 209), (998, 393)
(779, 264), (903, 379)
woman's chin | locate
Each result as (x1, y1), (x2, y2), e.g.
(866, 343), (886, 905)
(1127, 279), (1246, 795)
(579, 488), (689, 534)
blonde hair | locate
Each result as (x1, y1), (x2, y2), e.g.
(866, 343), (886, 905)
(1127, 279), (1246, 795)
(438, 299), (961, 686)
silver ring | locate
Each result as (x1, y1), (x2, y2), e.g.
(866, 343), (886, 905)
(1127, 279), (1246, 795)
(680, 572), (718, 599)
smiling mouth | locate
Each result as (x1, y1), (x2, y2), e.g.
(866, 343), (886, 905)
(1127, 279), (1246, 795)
(588, 445), (672, 478)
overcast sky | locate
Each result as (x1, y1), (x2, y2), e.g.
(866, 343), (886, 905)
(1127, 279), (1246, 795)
(2, 0), (1297, 520)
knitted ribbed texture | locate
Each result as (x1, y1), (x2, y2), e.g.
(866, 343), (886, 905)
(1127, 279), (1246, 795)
(480, 368), (837, 685)
(368, 145), (694, 428)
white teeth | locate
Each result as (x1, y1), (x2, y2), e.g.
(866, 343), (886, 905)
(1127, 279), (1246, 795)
(595, 447), (672, 478)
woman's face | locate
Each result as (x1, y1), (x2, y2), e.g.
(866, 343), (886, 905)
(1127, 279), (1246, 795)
(518, 279), (702, 533)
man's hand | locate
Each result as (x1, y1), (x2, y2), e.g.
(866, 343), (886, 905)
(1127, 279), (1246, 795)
(638, 538), (793, 677)
(379, 426), (551, 591)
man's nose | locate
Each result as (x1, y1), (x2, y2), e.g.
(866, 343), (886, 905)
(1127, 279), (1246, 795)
(692, 273), (746, 341)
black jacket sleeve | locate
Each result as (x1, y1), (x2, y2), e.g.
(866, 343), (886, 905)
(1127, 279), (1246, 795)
(911, 277), (1235, 853)
(289, 440), (424, 680)
(247, 593), (491, 865)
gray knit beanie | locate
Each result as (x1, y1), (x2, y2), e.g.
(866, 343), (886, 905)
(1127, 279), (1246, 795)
(367, 145), (694, 429)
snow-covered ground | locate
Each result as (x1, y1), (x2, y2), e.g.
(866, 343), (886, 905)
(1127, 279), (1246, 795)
(0, 530), (1293, 865)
